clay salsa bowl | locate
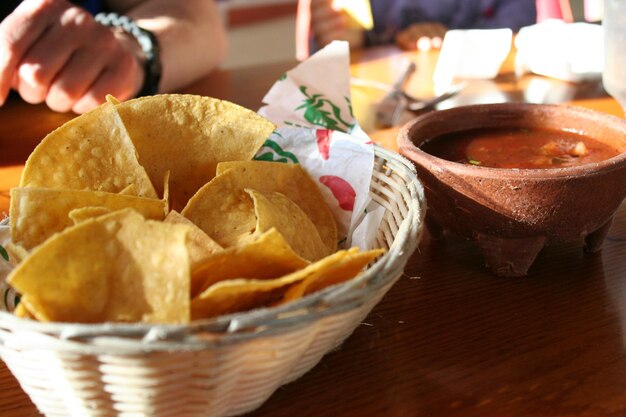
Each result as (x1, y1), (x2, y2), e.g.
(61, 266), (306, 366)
(397, 103), (626, 277)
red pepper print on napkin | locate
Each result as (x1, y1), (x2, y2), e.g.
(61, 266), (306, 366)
(316, 129), (332, 160)
(319, 175), (356, 211)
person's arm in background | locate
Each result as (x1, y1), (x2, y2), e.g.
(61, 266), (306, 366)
(310, 0), (365, 50)
(0, 0), (227, 114)
(309, 0), (439, 51)
(109, 0), (228, 96)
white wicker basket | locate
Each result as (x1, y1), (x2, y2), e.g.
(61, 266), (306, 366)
(0, 145), (425, 417)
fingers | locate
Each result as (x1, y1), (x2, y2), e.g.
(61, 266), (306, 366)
(0, 0), (59, 105)
(16, 5), (90, 104)
(69, 50), (141, 114)
(311, 0), (348, 47)
(315, 17), (349, 47)
(1, 0), (143, 114)
(44, 43), (110, 112)
(42, 13), (123, 112)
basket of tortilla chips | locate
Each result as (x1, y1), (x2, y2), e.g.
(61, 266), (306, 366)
(0, 93), (424, 417)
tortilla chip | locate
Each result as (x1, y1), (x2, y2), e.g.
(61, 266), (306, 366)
(182, 175), (256, 248)
(19, 102), (157, 198)
(113, 94), (275, 210)
(5, 242), (29, 265)
(164, 210), (222, 269)
(7, 209), (190, 324)
(191, 248), (383, 319)
(106, 94), (121, 105)
(13, 300), (36, 319)
(281, 248), (384, 302)
(190, 228), (308, 297)
(191, 275), (301, 320)
(10, 187), (167, 249)
(68, 207), (113, 224)
(162, 170), (171, 211)
(245, 189), (328, 262)
(183, 161), (337, 254)
(118, 184), (137, 195)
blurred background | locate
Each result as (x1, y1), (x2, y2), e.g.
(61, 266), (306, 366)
(216, 0), (599, 69)
(217, 0), (297, 69)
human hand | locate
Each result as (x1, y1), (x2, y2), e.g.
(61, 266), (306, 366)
(395, 22), (448, 51)
(310, 0), (364, 49)
(0, 0), (144, 113)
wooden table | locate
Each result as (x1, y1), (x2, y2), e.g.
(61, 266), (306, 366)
(2, 45), (626, 417)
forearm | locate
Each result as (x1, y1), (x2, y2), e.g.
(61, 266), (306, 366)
(107, 0), (228, 93)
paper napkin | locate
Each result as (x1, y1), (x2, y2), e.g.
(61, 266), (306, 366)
(433, 28), (513, 95)
(258, 41), (380, 250)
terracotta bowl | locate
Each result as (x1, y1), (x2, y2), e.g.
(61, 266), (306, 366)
(397, 103), (626, 277)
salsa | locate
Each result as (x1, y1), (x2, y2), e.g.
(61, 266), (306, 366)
(419, 127), (623, 169)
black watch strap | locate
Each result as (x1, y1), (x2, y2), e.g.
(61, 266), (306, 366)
(95, 12), (162, 97)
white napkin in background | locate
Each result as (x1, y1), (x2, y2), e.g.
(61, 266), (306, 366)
(433, 28), (513, 95)
(515, 19), (603, 82)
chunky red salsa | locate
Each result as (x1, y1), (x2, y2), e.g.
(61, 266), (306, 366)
(420, 127), (622, 169)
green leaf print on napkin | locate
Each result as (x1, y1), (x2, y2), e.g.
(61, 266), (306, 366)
(3, 288), (20, 310)
(255, 138), (299, 164)
(0, 244), (8, 262)
(296, 86), (355, 133)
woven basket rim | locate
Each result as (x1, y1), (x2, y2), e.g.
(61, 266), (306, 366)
(0, 145), (425, 352)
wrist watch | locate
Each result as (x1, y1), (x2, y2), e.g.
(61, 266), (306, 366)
(95, 12), (162, 97)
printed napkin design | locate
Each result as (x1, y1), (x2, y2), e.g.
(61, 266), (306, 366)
(258, 41), (380, 249)
(295, 85), (355, 132)
(0, 224), (18, 312)
(260, 42), (355, 132)
(255, 128), (373, 246)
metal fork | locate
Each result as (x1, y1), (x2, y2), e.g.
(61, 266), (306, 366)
(358, 70), (465, 126)
(406, 82), (466, 111)
(374, 62), (416, 127)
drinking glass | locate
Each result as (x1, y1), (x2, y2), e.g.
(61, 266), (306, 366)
(603, 0), (626, 114)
